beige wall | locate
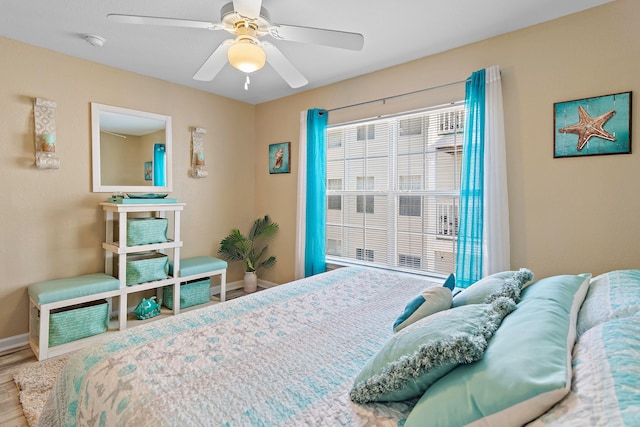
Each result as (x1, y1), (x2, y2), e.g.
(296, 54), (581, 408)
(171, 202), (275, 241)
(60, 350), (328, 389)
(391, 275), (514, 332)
(1, 0), (639, 341)
(0, 37), (255, 339)
(255, 0), (640, 285)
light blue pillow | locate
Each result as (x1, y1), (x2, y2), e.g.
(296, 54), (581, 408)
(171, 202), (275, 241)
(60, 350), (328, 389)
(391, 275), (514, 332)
(577, 269), (640, 336)
(351, 296), (516, 403)
(452, 268), (533, 307)
(405, 273), (591, 427)
(392, 286), (452, 332)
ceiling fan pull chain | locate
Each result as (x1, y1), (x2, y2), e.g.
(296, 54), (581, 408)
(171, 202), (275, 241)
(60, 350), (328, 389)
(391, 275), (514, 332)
(244, 75), (251, 90)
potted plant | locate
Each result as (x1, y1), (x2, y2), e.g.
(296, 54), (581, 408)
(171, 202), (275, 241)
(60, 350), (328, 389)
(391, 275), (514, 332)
(218, 215), (279, 293)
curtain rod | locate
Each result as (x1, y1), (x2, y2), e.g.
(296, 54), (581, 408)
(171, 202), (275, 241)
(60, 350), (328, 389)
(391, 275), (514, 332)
(327, 79), (467, 113)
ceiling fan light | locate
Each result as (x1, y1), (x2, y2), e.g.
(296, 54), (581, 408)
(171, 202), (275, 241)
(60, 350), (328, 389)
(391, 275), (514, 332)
(227, 39), (266, 73)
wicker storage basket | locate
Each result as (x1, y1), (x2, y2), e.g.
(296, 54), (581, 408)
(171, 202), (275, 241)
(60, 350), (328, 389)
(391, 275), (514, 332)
(126, 218), (168, 246)
(49, 299), (109, 347)
(163, 279), (211, 309)
(125, 252), (169, 285)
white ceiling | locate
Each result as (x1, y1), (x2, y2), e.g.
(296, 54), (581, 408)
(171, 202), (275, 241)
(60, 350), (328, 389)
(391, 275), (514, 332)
(0, 0), (613, 104)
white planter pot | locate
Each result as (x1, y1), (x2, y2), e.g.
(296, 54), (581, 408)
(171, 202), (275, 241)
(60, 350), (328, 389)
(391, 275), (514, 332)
(243, 271), (258, 293)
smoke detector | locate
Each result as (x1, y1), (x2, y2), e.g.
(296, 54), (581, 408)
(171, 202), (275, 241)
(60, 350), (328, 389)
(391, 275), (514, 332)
(84, 34), (106, 47)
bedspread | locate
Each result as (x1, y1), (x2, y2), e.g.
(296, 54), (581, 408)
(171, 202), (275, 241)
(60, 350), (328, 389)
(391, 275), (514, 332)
(39, 267), (435, 426)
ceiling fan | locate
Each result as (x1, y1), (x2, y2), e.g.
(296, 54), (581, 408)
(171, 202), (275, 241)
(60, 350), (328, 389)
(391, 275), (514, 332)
(108, 0), (364, 89)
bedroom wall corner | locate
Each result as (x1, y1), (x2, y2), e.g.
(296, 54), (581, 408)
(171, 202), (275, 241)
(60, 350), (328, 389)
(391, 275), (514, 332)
(254, 0), (640, 285)
(0, 36), (256, 340)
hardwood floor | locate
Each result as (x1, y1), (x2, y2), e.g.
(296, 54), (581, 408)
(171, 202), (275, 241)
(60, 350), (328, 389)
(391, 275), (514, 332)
(0, 286), (260, 426)
(0, 346), (36, 427)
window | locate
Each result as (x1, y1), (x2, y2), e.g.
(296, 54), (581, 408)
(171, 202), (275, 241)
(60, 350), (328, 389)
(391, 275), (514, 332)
(328, 132), (343, 148)
(399, 195), (421, 217)
(327, 195), (342, 210)
(356, 176), (374, 214)
(327, 239), (342, 256)
(327, 179), (343, 190)
(357, 124), (375, 141)
(326, 102), (464, 276)
(399, 117), (423, 136)
(399, 254), (422, 269)
(356, 248), (374, 262)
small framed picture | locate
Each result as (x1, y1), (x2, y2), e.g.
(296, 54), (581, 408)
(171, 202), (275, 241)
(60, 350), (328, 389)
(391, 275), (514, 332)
(269, 142), (290, 174)
(144, 161), (153, 181)
(554, 91), (632, 158)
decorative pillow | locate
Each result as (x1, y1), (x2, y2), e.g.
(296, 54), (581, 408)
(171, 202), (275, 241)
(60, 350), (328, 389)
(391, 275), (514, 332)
(577, 269), (640, 336)
(526, 315), (640, 427)
(351, 295), (517, 403)
(405, 273), (591, 427)
(452, 268), (534, 307)
(442, 273), (455, 291)
(392, 287), (452, 332)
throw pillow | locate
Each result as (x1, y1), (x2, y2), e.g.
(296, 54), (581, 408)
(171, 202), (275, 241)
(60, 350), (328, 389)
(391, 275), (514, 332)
(392, 287), (452, 332)
(405, 273), (591, 427)
(351, 295), (516, 403)
(452, 268), (533, 307)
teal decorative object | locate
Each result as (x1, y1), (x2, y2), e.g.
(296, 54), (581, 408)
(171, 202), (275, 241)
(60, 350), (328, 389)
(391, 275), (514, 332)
(133, 296), (161, 320)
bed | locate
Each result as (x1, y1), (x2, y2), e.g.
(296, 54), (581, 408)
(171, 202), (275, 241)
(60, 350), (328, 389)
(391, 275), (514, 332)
(38, 267), (640, 426)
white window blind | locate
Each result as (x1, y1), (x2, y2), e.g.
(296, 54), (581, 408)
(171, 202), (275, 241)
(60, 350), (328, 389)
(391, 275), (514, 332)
(326, 103), (464, 275)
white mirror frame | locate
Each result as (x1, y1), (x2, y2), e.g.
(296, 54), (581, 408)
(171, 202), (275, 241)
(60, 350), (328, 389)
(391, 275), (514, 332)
(91, 103), (173, 193)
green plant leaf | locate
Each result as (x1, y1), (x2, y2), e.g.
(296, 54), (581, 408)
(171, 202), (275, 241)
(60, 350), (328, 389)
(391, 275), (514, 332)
(218, 216), (279, 273)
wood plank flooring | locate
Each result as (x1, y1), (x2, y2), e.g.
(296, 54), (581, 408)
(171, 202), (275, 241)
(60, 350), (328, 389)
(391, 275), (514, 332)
(0, 286), (258, 426)
(0, 346), (36, 427)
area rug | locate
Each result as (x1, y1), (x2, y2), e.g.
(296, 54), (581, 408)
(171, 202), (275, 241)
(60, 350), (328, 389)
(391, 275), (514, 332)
(13, 356), (68, 427)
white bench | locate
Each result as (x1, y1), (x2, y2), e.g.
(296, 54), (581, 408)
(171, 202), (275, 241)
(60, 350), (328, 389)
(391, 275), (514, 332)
(27, 273), (120, 360)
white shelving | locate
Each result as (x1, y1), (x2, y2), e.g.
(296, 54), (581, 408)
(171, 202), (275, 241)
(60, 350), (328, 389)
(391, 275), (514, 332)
(100, 201), (185, 330)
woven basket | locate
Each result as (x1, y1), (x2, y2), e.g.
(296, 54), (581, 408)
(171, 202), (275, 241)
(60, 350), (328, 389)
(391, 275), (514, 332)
(126, 218), (168, 246)
(125, 252), (169, 285)
(163, 279), (211, 309)
(49, 299), (109, 347)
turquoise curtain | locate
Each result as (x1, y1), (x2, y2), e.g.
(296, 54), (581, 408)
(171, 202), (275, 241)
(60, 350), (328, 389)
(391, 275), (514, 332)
(304, 109), (328, 276)
(455, 69), (486, 288)
(153, 143), (166, 186)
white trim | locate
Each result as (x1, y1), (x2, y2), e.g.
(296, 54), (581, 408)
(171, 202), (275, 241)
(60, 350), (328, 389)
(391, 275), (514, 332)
(0, 333), (29, 353)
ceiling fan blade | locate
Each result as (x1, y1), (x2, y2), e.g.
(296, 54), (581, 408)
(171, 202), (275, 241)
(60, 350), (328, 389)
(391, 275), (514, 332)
(193, 40), (234, 81)
(233, 0), (262, 20)
(108, 13), (223, 30)
(269, 24), (364, 51)
(262, 42), (308, 88)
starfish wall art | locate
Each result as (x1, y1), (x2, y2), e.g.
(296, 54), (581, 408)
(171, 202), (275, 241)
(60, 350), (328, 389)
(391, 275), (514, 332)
(553, 92), (631, 158)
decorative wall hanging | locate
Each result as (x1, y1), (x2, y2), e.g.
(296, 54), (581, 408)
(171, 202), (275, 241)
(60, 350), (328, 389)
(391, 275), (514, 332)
(269, 142), (290, 174)
(33, 97), (60, 169)
(554, 91), (632, 158)
(190, 127), (208, 178)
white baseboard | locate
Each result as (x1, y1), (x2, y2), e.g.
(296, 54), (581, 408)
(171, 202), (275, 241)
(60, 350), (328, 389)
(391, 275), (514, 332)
(0, 333), (29, 353)
(211, 279), (277, 296)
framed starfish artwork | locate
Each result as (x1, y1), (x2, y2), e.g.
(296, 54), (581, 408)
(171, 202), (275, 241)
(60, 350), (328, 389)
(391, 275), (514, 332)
(269, 142), (291, 174)
(554, 91), (631, 158)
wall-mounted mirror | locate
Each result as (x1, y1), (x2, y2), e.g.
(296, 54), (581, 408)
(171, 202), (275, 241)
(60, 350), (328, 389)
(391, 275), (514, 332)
(91, 103), (173, 193)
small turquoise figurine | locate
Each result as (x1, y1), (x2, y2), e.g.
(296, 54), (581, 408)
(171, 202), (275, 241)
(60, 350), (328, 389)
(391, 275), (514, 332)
(134, 296), (161, 320)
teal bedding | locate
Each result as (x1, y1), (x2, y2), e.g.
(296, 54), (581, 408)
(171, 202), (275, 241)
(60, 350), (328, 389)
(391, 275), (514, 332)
(37, 267), (432, 426)
(37, 268), (640, 426)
